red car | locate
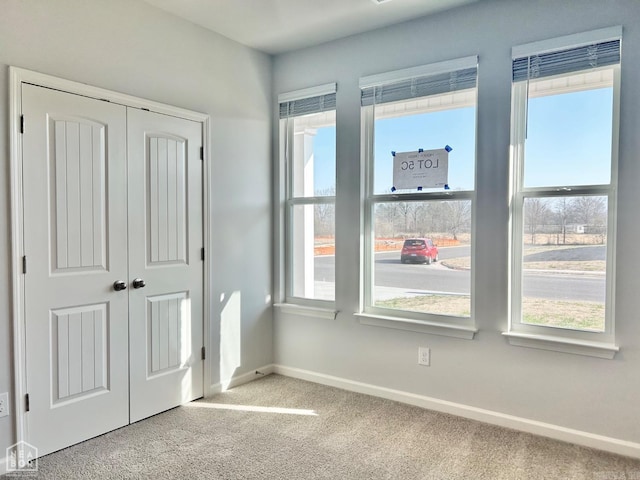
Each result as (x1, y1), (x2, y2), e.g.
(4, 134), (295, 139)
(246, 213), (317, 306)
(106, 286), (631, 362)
(400, 238), (439, 265)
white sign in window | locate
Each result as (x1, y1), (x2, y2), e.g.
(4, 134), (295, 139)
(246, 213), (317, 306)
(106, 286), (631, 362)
(392, 148), (449, 190)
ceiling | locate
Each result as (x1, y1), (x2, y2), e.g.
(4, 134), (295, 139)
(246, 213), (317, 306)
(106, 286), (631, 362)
(141, 0), (479, 55)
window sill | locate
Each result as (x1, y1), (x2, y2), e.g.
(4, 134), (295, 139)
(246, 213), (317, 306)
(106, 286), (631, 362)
(356, 313), (476, 340)
(274, 303), (338, 320)
(502, 331), (619, 359)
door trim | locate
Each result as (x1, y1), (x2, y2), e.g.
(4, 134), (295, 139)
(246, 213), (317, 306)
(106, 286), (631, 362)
(9, 66), (213, 448)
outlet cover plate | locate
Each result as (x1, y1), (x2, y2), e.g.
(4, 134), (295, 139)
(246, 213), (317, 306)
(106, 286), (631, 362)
(418, 347), (430, 366)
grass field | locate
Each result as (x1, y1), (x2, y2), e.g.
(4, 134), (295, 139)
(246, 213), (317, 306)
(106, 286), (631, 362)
(376, 295), (604, 330)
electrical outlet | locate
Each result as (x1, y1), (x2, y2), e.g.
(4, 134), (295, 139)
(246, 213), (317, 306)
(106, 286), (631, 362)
(418, 347), (430, 366)
(0, 392), (9, 418)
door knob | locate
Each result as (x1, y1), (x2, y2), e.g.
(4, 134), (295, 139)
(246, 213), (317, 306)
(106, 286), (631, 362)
(113, 280), (128, 291)
(132, 278), (146, 289)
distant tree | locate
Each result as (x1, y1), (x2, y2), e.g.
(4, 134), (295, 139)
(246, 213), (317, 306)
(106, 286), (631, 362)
(410, 204), (423, 234)
(571, 196), (606, 225)
(443, 200), (471, 241)
(552, 198), (571, 245)
(314, 203), (335, 236)
(423, 202), (448, 234)
(396, 202), (414, 234)
(525, 198), (549, 245)
(314, 186), (336, 237)
(375, 203), (398, 237)
(571, 196), (607, 243)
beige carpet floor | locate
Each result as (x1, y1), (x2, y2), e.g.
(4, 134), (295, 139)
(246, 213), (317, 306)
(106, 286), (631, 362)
(7, 374), (640, 479)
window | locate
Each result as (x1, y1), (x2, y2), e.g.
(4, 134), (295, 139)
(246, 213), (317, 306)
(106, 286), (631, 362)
(278, 84), (337, 307)
(359, 57), (478, 338)
(507, 28), (621, 357)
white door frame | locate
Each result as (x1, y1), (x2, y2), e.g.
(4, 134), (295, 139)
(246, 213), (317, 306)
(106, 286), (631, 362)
(9, 66), (213, 446)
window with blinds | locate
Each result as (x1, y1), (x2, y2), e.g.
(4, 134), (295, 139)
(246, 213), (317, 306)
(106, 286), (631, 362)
(358, 57), (478, 334)
(506, 27), (622, 357)
(278, 84), (337, 305)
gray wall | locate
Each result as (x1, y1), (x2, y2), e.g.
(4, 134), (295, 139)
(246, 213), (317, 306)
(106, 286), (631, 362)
(273, 0), (640, 443)
(0, 0), (273, 454)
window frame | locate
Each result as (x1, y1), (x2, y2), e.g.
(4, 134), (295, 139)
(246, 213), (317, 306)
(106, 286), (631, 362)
(276, 83), (338, 314)
(357, 57), (479, 339)
(505, 28), (622, 358)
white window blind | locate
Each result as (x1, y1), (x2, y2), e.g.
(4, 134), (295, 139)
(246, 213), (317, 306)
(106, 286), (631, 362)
(361, 66), (477, 106)
(279, 93), (336, 118)
(359, 56), (478, 106)
(278, 83), (337, 119)
(512, 39), (621, 82)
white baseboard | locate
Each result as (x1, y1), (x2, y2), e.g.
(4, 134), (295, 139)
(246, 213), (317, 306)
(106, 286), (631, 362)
(209, 364), (275, 395)
(273, 364), (640, 460)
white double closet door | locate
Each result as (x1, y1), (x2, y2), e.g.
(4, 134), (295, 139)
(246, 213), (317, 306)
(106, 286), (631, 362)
(21, 84), (204, 456)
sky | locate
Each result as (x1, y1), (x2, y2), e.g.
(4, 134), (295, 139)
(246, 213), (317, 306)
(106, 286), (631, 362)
(309, 85), (613, 195)
(525, 87), (613, 188)
(312, 127), (336, 195)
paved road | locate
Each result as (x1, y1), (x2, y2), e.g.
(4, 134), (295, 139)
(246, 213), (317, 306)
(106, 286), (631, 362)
(524, 245), (606, 262)
(314, 246), (605, 302)
(372, 247), (471, 295)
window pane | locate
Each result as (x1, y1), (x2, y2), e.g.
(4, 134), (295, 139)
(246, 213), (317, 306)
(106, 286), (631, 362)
(372, 200), (471, 317)
(291, 111), (336, 197)
(521, 196), (607, 331)
(373, 90), (476, 194)
(290, 203), (335, 301)
(524, 69), (613, 188)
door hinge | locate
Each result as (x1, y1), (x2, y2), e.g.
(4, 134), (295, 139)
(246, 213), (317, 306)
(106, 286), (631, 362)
(201, 346), (206, 360)
(25, 393), (30, 412)
(22, 256), (27, 274)
(20, 115), (24, 134)
(200, 147), (204, 160)
(201, 248), (205, 261)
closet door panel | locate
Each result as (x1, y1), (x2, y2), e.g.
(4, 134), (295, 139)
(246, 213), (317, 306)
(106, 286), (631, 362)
(127, 108), (204, 423)
(22, 84), (129, 457)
